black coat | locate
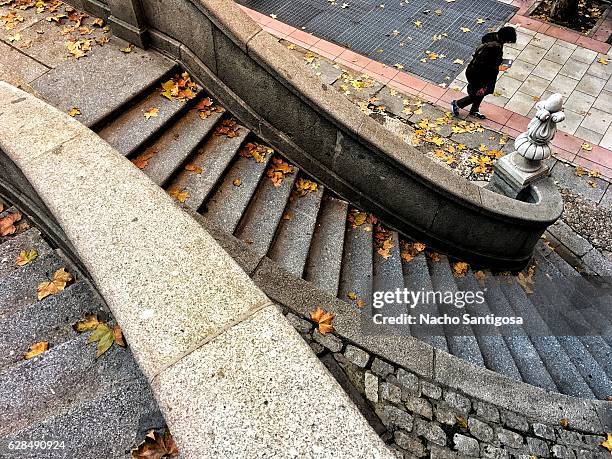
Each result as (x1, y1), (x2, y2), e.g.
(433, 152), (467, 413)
(465, 38), (503, 96)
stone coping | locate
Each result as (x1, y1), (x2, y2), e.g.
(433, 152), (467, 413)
(72, 0), (564, 269)
(0, 81), (394, 458)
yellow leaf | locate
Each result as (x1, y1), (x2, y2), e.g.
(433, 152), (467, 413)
(452, 262), (469, 277)
(24, 341), (48, 360)
(414, 20), (423, 27)
(575, 166), (586, 177)
(121, 43), (134, 53)
(73, 314), (101, 332)
(310, 306), (335, 335)
(597, 57), (608, 65)
(87, 323), (115, 358)
(168, 188), (189, 203)
(144, 107), (159, 119)
(233, 178), (242, 187)
(601, 434), (612, 453)
(559, 418), (569, 428)
(460, 27), (471, 33)
(581, 143), (593, 151)
(68, 107), (81, 117)
(37, 268), (73, 300)
(16, 249), (38, 266)
(347, 291), (357, 300)
(184, 163), (203, 174)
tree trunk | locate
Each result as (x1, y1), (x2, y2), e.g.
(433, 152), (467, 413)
(550, 0), (579, 22)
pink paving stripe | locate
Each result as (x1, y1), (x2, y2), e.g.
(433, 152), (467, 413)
(243, 6), (612, 179)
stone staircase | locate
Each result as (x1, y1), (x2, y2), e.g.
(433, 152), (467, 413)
(0, 206), (165, 458)
(92, 76), (612, 401)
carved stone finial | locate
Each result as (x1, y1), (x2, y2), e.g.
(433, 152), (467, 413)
(488, 93), (565, 198)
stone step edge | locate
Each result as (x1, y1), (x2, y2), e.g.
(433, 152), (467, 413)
(0, 82), (394, 458)
(185, 205), (610, 435)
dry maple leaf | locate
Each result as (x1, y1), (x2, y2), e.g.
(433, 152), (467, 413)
(452, 262), (469, 277)
(310, 306), (335, 335)
(184, 163), (203, 174)
(427, 251), (441, 262)
(144, 107), (159, 119)
(16, 249), (38, 266)
(88, 323), (124, 358)
(91, 17), (104, 27)
(240, 142), (272, 163)
(347, 291), (357, 300)
(575, 166), (586, 177)
(294, 178), (318, 197)
(68, 107), (81, 117)
(0, 212), (22, 236)
(24, 341), (49, 360)
(601, 434), (612, 453)
(266, 157), (295, 187)
(72, 314), (101, 332)
(132, 429), (179, 459)
(131, 148), (157, 170)
(559, 418), (569, 428)
(121, 43), (134, 53)
(37, 267), (73, 300)
(456, 416), (468, 429)
(232, 178), (242, 187)
(168, 188), (189, 203)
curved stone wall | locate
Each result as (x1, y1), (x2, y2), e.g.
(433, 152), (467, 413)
(74, 0), (564, 270)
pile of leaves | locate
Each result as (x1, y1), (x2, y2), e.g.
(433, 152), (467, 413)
(347, 209), (376, 229)
(214, 118), (240, 138)
(531, 0), (606, 33)
(400, 240), (426, 262)
(240, 142), (272, 163)
(161, 73), (198, 101)
(267, 157), (294, 187)
(293, 178), (318, 197)
(195, 97), (222, 119)
(131, 147), (157, 170)
(168, 188), (189, 203)
(374, 225), (394, 259)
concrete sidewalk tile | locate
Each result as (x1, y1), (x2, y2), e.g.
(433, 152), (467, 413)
(337, 49), (370, 68)
(496, 74), (523, 98)
(501, 125), (522, 137)
(593, 90), (612, 114)
(315, 39), (346, 57)
(573, 156), (612, 182)
(547, 73), (579, 98)
(532, 59), (562, 81)
(531, 33), (556, 50)
(364, 60), (399, 81)
(518, 74), (549, 97)
(517, 44), (547, 64)
(550, 161), (607, 201)
(506, 112), (530, 131)
(586, 62), (612, 81)
(553, 147), (576, 162)
(504, 90), (536, 115)
(580, 144), (612, 168)
(488, 94), (510, 108)
(551, 130), (583, 153)
(480, 102), (513, 125)
(554, 39), (577, 51)
(570, 47), (598, 65)
(288, 29), (318, 46)
(575, 36), (610, 55)
(556, 109), (583, 135)
(508, 29), (532, 51)
(545, 43), (574, 64)
(558, 58), (589, 80)
(505, 59), (535, 81)
(575, 126), (603, 145)
(503, 46), (521, 60)
(580, 107), (612, 135)
(393, 71), (427, 91)
(565, 90), (595, 114)
(544, 26), (581, 44)
(0, 41), (48, 84)
(575, 74), (607, 97)
(604, 78), (612, 93)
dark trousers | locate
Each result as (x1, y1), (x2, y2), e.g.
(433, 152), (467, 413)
(456, 94), (484, 113)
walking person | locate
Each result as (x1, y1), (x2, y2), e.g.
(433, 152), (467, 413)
(451, 26), (517, 119)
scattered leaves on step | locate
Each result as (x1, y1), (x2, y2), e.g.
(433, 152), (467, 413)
(214, 118), (240, 138)
(144, 107), (159, 119)
(294, 178), (318, 197)
(131, 148), (157, 170)
(6, 32), (21, 42)
(347, 209), (376, 229)
(1, 11), (24, 30)
(474, 270), (486, 288)
(91, 17), (104, 27)
(240, 142), (271, 163)
(113, 324), (125, 347)
(132, 429), (179, 459)
(517, 265), (535, 294)
(559, 418), (569, 428)
(160, 72), (198, 101)
(195, 97), (222, 119)
(37, 267), (73, 300)
(589, 169), (600, 178)
(68, 107), (81, 117)
(24, 341), (48, 360)
(0, 212), (21, 236)
(427, 251), (441, 262)
(267, 157), (295, 187)
(310, 306), (334, 335)
(72, 314), (101, 332)
(184, 163), (203, 174)
(601, 434), (612, 453)
(66, 38), (92, 58)
(452, 262), (469, 277)
(86, 323), (123, 358)
(581, 143), (592, 151)
(232, 178), (242, 187)
(400, 241), (426, 263)
(374, 226), (394, 259)
(168, 188), (189, 203)
(16, 249), (38, 266)
(121, 43), (134, 53)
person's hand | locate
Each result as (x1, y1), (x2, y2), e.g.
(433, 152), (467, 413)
(476, 87), (486, 97)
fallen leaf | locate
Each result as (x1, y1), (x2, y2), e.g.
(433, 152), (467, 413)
(575, 166), (586, 177)
(240, 142), (272, 163)
(144, 107), (159, 119)
(266, 157), (295, 187)
(113, 325), (126, 347)
(347, 291), (357, 300)
(87, 323), (123, 358)
(184, 163), (203, 174)
(294, 178), (318, 197)
(460, 27), (471, 33)
(24, 341), (49, 360)
(131, 148), (157, 170)
(456, 416), (468, 429)
(601, 434), (612, 453)
(597, 57), (608, 65)
(121, 43), (134, 53)
(310, 306), (335, 335)
(232, 178), (242, 187)
(16, 249), (38, 266)
(68, 107), (81, 117)
(0, 212), (22, 236)
(581, 143), (593, 151)
(517, 265), (535, 294)
(452, 262), (469, 277)
(37, 268), (73, 300)
(72, 314), (101, 332)
(168, 188), (189, 203)
(132, 429), (179, 458)
(559, 418), (569, 428)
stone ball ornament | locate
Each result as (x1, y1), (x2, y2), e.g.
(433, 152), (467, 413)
(513, 93), (565, 167)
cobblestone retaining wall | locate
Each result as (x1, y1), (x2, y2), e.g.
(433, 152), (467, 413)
(281, 308), (611, 458)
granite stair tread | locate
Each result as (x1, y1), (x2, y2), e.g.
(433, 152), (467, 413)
(0, 228), (53, 282)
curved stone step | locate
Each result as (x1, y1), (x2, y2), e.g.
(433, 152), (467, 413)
(0, 228), (52, 282)
(0, 333), (143, 437)
(234, 163), (299, 257)
(1, 377), (164, 459)
(98, 85), (197, 157)
(168, 122), (250, 210)
(498, 280), (595, 399)
(267, 177), (324, 278)
(0, 252), (66, 320)
(303, 195), (348, 297)
(338, 211), (373, 310)
(482, 274), (558, 392)
(401, 252), (449, 351)
(427, 256), (485, 367)
(455, 273), (522, 382)
(202, 144), (271, 233)
(139, 106), (223, 186)
(0, 281), (106, 369)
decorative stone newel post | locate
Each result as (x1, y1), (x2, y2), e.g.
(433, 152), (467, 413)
(488, 93), (565, 199)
